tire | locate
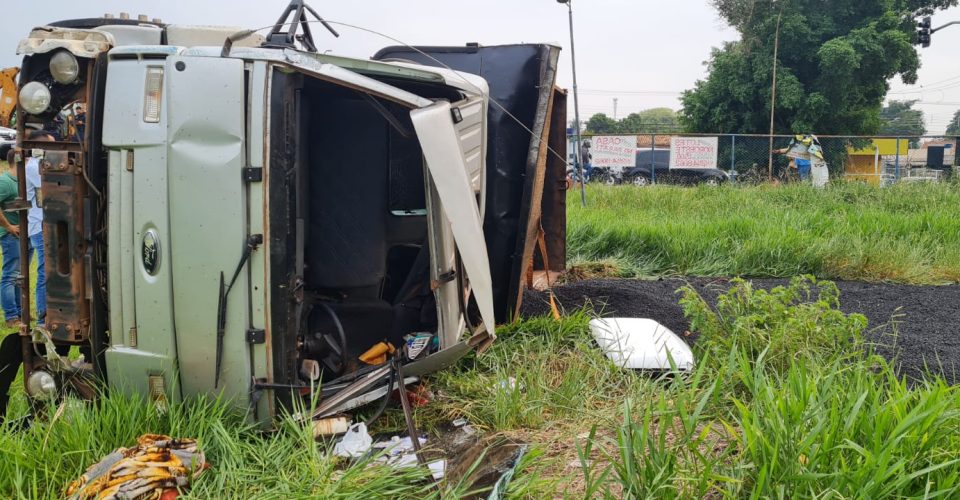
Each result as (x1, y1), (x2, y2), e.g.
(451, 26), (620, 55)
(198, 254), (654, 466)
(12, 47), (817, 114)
(604, 175), (617, 186)
(704, 177), (721, 187)
(631, 175), (650, 187)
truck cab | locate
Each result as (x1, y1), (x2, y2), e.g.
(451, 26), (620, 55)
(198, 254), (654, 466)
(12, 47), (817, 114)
(9, 9), (565, 425)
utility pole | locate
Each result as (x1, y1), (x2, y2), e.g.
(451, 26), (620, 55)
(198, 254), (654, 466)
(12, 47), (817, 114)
(767, 4), (784, 182)
(557, 0), (586, 205)
(613, 98), (618, 120)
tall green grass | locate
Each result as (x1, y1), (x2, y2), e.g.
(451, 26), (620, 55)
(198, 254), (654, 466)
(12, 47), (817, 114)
(0, 392), (469, 499)
(568, 182), (960, 283)
(578, 278), (960, 498)
(3, 278), (957, 497)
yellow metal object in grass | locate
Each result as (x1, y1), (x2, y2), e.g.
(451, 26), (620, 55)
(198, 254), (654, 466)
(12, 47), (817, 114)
(359, 341), (395, 365)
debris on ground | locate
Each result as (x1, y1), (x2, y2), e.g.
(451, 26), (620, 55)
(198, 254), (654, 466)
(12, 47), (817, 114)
(452, 417), (477, 436)
(358, 342), (396, 365)
(523, 277), (960, 383)
(487, 445), (528, 500)
(313, 416), (351, 437)
(333, 423), (373, 458)
(589, 317), (695, 371)
(492, 377), (523, 393)
(65, 434), (207, 500)
(371, 434), (445, 480)
(404, 332), (435, 360)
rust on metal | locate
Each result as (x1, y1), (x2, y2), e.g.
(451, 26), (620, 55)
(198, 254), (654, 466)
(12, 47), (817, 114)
(539, 88), (568, 273)
(41, 150), (91, 343)
(510, 81), (562, 319)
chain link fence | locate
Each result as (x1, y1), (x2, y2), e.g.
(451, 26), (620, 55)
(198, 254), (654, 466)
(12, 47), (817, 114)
(569, 133), (959, 186)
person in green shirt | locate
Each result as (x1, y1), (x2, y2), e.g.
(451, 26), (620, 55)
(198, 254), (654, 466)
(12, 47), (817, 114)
(0, 150), (23, 327)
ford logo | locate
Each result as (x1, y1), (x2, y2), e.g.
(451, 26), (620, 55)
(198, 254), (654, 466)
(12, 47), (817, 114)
(142, 229), (161, 276)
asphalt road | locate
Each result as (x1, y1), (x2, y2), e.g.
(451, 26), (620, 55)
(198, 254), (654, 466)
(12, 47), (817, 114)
(522, 278), (960, 384)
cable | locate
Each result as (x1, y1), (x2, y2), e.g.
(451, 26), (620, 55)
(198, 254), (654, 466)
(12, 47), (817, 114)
(224, 18), (576, 169)
(363, 359), (396, 427)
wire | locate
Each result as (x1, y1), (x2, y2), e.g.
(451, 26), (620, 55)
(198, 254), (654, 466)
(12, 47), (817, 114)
(323, 20), (574, 168)
(226, 18), (575, 169)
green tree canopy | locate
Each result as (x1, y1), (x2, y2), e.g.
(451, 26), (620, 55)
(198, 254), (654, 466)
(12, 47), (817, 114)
(681, 0), (957, 135)
(585, 113), (618, 134)
(584, 108), (681, 134)
(879, 100), (926, 137)
(946, 109), (960, 136)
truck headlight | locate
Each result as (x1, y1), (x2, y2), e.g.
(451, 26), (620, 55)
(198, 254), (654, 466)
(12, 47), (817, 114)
(50, 50), (80, 84)
(19, 81), (52, 115)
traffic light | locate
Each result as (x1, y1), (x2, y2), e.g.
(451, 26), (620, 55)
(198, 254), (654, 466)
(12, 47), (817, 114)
(918, 16), (932, 48)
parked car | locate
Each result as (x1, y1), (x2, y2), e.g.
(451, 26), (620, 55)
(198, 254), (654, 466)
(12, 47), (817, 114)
(623, 149), (729, 186)
(0, 126), (15, 159)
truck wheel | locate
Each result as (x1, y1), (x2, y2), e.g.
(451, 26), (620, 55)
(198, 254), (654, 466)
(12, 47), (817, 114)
(632, 175), (650, 187)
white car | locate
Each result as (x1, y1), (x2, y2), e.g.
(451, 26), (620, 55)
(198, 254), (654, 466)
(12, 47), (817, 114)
(0, 126), (15, 159)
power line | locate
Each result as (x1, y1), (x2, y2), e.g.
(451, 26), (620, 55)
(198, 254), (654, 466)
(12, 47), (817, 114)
(578, 89), (684, 95)
(889, 72), (960, 92)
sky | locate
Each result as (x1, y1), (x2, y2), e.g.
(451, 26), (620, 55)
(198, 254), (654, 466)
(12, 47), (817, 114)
(3, 0), (960, 134)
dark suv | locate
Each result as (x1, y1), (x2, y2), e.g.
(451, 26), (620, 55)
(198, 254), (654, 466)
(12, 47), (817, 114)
(623, 149), (728, 186)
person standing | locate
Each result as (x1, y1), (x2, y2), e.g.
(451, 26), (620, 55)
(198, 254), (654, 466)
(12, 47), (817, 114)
(580, 139), (593, 182)
(25, 130), (53, 325)
(806, 136), (829, 188)
(774, 134), (828, 187)
(0, 150), (22, 327)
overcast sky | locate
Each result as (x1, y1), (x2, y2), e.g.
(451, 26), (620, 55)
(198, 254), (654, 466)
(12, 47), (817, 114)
(4, 0), (960, 133)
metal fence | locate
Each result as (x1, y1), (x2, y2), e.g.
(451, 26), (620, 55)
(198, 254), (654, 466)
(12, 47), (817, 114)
(569, 133), (959, 186)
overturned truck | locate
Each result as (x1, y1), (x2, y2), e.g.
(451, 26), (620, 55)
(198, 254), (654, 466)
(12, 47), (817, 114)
(2, 7), (567, 426)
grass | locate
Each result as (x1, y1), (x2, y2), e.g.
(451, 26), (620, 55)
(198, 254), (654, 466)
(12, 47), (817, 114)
(0, 393), (462, 499)
(2, 180), (958, 496)
(1, 278), (957, 497)
(568, 182), (960, 284)
(433, 277), (960, 497)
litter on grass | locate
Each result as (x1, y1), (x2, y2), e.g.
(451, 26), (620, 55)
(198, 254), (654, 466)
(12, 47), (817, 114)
(589, 318), (695, 371)
(313, 416), (351, 437)
(372, 435), (445, 480)
(333, 425), (445, 480)
(492, 377), (524, 393)
(65, 434), (207, 500)
(333, 423), (373, 458)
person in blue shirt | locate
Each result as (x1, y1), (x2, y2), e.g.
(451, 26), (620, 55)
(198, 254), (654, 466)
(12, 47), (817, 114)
(794, 158), (812, 180)
(775, 135), (827, 186)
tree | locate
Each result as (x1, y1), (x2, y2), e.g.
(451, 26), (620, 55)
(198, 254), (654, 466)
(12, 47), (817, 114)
(618, 108), (682, 133)
(585, 113), (617, 134)
(681, 0), (958, 135)
(879, 100), (926, 138)
(584, 108), (681, 134)
(947, 109), (960, 136)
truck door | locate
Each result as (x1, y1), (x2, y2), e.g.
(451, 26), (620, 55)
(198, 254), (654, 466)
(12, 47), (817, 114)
(103, 52), (253, 407)
(164, 56), (252, 404)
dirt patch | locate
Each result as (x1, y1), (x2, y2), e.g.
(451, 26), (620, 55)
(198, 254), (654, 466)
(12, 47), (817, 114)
(522, 277), (960, 384)
(563, 262), (623, 282)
